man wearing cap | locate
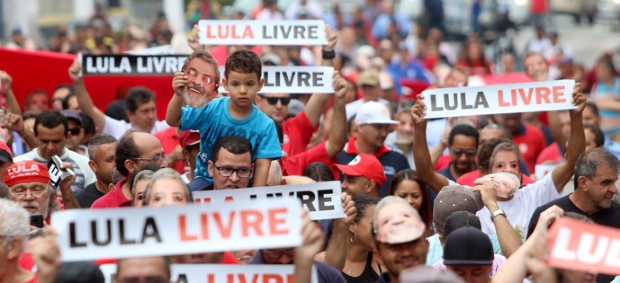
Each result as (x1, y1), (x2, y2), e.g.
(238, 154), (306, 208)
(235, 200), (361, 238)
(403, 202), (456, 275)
(14, 110), (95, 193)
(61, 110), (88, 157)
(332, 153), (386, 200)
(373, 196), (429, 283)
(254, 26), (337, 158)
(345, 70), (391, 121)
(75, 134), (117, 208)
(179, 130), (200, 183)
(337, 101), (410, 197)
(0, 141), (13, 182)
(442, 226), (494, 283)
(5, 160), (79, 222)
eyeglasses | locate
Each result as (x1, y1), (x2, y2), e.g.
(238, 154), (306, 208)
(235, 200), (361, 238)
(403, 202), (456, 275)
(117, 276), (169, 283)
(263, 248), (295, 260)
(132, 155), (168, 165)
(68, 127), (81, 136)
(213, 164), (253, 178)
(451, 149), (477, 157)
(259, 95), (291, 106)
(9, 186), (48, 198)
(187, 68), (213, 86)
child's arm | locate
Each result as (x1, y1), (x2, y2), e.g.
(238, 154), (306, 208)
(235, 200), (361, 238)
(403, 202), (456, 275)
(252, 158), (272, 187)
(166, 72), (187, 127)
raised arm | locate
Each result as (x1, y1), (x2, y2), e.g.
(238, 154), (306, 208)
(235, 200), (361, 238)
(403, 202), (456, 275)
(325, 72), (348, 158)
(166, 72), (187, 127)
(1, 71), (21, 115)
(303, 25), (338, 126)
(410, 95), (450, 192)
(68, 60), (107, 132)
(3, 110), (37, 149)
(551, 85), (586, 192)
(322, 192), (356, 270)
(58, 162), (80, 209)
(293, 210), (325, 283)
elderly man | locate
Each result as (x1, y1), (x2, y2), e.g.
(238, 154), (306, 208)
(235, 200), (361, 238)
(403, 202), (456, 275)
(0, 198), (61, 283)
(5, 160), (79, 223)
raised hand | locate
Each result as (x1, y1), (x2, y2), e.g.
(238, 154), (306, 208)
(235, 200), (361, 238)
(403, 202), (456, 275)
(339, 192), (357, 227)
(409, 94), (427, 125)
(172, 72), (188, 97)
(188, 24), (201, 51)
(68, 59), (82, 83)
(324, 25), (338, 52)
(1, 71), (12, 91)
(571, 83), (586, 113)
(332, 71), (347, 99)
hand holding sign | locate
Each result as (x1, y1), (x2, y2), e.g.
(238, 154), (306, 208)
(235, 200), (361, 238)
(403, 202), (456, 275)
(58, 161), (77, 192)
(409, 95), (427, 126)
(339, 192), (357, 226)
(530, 205), (564, 257)
(68, 59), (83, 83)
(332, 71), (347, 98)
(296, 210), (325, 262)
(188, 24), (201, 51)
(324, 25), (338, 52)
(570, 83), (586, 113)
(0, 70), (12, 91)
(1, 110), (24, 134)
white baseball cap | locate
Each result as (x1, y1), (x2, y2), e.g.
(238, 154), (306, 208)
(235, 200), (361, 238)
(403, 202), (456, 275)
(356, 101), (398, 125)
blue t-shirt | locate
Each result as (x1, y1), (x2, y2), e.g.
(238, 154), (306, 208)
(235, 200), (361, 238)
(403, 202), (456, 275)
(180, 97), (282, 182)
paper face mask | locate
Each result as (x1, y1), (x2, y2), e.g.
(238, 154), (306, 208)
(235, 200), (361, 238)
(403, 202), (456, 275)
(477, 172), (520, 198)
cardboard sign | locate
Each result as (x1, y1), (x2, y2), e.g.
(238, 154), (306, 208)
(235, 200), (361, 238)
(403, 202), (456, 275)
(51, 198), (301, 261)
(547, 217), (620, 275)
(216, 66), (334, 94)
(193, 182), (344, 221)
(100, 264), (318, 283)
(81, 54), (188, 75)
(198, 20), (327, 46)
(535, 164), (556, 181)
(47, 155), (76, 188)
(421, 80), (576, 119)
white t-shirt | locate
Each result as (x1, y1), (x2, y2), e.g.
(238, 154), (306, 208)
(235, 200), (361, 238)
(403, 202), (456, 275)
(475, 172), (561, 242)
(103, 116), (169, 140)
(345, 98), (390, 121)
(14, 148), (96, 193)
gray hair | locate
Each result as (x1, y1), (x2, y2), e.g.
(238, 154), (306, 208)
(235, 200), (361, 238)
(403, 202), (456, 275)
(482, 124), (512, 140)
(143, 168), (194, 205)
(489, 142), (522, 171)
(0, 198), (29, 248)
(574, 148), (620, 189)
(372, 196), (422, 233)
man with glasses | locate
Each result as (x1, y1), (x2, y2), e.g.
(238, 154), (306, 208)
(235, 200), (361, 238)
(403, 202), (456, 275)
(437, 124), (479, 182)
(14, 110), (95, 193)
(61, 110), (88, 156)
(0, 198), (61, 283)
(337, 101), (410, 198)
(92, 130), (166, 208)
(113, 256), (171, 283)
(204, 135), (254, 190)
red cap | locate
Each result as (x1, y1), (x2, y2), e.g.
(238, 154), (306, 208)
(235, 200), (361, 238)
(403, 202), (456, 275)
(332, 153), (387, 187)
(4, 161), (50, 187)
(179, 130), (200, 149)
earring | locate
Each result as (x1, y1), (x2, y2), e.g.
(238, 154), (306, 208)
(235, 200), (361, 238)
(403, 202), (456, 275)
(350, 231), (357, 243)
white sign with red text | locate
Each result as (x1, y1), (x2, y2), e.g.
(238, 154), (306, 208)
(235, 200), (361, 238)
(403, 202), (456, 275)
(100, 264), (318, 283)
(421, 80), (576, 119)
(216, 66), (334, 94)
(193, 181), (344, 221)
(51, 199), (301, 261)
(198, 20), (327, 46)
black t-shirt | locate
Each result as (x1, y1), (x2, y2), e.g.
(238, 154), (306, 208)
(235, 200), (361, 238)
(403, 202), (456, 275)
(527, 194), (620, 283)
(75, 183), (106, 208)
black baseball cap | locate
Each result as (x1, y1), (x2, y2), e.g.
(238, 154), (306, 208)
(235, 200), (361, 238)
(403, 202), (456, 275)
(0, 141), (12, 163)
(55, 261), (104, 283)
(443, 226), (494, 265)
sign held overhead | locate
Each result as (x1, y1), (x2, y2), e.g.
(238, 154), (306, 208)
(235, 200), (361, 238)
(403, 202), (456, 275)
(199, 20), (327, 46)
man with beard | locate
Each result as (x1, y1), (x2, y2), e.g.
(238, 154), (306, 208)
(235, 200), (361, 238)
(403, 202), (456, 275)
(437, 125), (479, 182)
(69, 60), (170, 140)
(527, 148), (620, 283)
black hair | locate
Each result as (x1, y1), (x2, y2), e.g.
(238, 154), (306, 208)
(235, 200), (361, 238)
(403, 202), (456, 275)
(448, 124), (479, 146)
(79, 112), (97, 136)
(34, 110), (68, 136)
(574, 148), (620, 189)
(124, 87), (155, 113)
(302, 162), (335, 182)
(54, 84), (74, 93)
(117, 256), (171, 280)
(443, 211), (481, 240)
(115, 130), (142, 177)
(211, 135), (253, 163)
(61, 93), (76, 110)
(584, 102), (599, 117)
(225, 49), (262, 81)
(87, 134), (117, 159)
(323, 195), (378, 250)
(347, 115), (357, 133)
(584, 124), (604, 148)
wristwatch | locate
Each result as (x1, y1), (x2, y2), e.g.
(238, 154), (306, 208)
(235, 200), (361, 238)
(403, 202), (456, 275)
(491, 209), (506, 221)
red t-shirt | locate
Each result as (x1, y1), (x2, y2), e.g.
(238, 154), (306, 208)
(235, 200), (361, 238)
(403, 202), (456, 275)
(282, 111), (318, 158)
(154, 127), (185, 174)
(434, 154), (451, 171)
(91, 178), (131, 209)
(512, 124), (546, 174)
(455, 60), (493, 76)
(531, 0), (549, 14)
(457, 170), (535, 187)
(281, 141), (337, 177)
(536, 142), (563, 165)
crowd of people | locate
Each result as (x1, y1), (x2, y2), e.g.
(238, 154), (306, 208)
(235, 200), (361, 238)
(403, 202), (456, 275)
(2, 0), (620, 283)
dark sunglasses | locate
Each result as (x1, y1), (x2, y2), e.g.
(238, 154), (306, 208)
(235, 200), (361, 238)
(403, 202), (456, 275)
(451, 149), (477, 157)
(260, 95), (291, 106)
(68, 128), (81, 136)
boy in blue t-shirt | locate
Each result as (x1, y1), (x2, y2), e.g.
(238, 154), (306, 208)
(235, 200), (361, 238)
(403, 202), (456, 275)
(166, 49), (282, 188)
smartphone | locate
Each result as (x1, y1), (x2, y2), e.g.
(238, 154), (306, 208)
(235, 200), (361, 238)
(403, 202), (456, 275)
(30, 214), (44, 228)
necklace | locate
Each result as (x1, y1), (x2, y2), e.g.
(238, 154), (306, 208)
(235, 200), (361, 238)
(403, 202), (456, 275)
(344, 261), (365, 275)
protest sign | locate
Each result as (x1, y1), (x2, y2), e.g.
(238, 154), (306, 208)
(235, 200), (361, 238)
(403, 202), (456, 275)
(100, 264), (318, 283)
(535, 164), (556, 181)
(193, 181), (344, 220)
(198, 20), (327, 46)
(547, 217), (620, 275)
(52, 198), (301, 261)
(216, 66), (334, 94)
(421, 80), (576, 119)
(81, 54), (188, 75)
